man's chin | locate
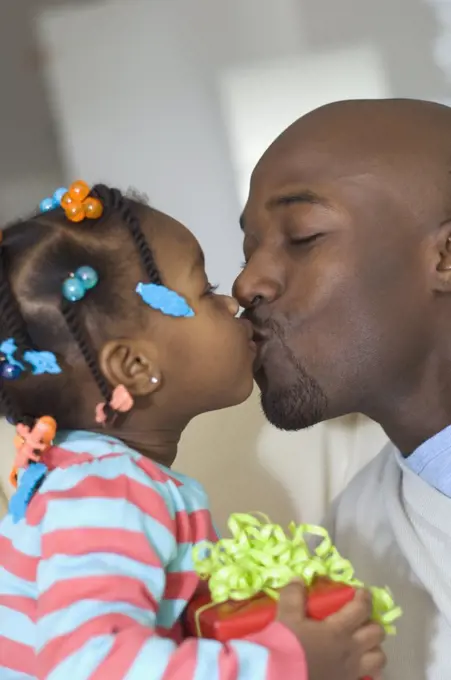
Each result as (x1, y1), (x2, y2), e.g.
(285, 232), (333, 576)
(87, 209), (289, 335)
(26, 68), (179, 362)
(257, 372), (328, 431)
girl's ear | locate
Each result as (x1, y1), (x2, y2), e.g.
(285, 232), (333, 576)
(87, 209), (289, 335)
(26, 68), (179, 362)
(99, 339), (162, 396)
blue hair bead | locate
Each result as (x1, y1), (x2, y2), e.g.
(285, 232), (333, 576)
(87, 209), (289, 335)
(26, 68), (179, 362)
(62, 276), (85, 302)
(75, 266), (98, 290)
(39, 197), (55, 213)
(52, 187), (67, 205)
(0, 362), (22, 380)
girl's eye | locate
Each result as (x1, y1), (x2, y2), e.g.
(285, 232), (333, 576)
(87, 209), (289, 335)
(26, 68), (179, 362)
(205, 283), (219, 295)
(240, 261), (248, 270)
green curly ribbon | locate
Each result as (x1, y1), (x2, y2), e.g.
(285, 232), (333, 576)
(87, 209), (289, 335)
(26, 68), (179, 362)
(192, 513), (402, 635)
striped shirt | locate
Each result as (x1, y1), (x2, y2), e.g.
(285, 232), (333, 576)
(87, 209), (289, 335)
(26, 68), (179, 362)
(0, 430), (306, 680)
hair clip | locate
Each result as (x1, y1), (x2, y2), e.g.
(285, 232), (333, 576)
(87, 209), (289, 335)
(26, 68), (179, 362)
(40, 181), (103, 223)
(62, 265), (99, 302)
(9, 462), (48, 523)
(95, 384), (134, 424)
(61, 181), (103, 222)
(136, 282), (195, 318)
(9, 415), (57, 501)
(0, 338), (62, 378)
(23, 350), (62, 376)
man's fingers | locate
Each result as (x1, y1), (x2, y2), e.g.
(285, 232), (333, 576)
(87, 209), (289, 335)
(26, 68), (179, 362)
(327, 588), (373, 632)
(358, 648), (387, 676)
(353, 621), (385, 651)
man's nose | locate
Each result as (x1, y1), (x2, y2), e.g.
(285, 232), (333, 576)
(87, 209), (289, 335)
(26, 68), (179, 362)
(233, 264), (283, 309)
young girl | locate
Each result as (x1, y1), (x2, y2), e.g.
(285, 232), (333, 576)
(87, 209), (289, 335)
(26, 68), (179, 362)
(0, 182), (384, 680)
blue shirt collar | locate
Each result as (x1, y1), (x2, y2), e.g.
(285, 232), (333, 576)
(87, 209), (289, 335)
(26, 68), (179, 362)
(404, 424), (451, 498)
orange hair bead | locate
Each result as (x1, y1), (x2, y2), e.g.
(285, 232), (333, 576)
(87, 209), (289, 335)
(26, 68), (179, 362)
(60, 192), (76, 210)
(69, 180), (90, 202)
(83, 197), (103, 220)
(65, 201), (85, 223)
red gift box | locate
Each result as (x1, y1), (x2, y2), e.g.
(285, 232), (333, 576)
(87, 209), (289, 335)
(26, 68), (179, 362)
(185, 578), (371, 680)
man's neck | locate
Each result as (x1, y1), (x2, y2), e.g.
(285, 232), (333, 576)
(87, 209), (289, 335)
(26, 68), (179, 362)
(367, 363), (451, 455)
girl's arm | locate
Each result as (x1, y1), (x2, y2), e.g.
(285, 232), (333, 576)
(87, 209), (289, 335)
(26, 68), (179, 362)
(34, 456), (307, 680)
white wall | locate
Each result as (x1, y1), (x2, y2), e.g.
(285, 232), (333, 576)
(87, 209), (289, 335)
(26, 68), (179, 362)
(2, 0), (447, 529)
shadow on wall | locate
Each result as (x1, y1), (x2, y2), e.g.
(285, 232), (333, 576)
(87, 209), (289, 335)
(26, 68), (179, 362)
(175, 390), (388, 534)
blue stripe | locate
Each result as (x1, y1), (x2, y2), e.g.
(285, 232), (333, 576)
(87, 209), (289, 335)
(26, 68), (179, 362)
(46, 635), (114, 680)
(41, 498), (175, 561)
(38, 553), (166, 601)
(193, 639), (221, 680)
(162, 482), (209, 515)
(231, 639), (269, 680)
(55, 431), (140, 460)
(0, 606), (34, 644)
(38, 600), (154, 648)
(0, 668), (33, 680)
(124, 636), (174, 679)
(1, 517), (42, 557)
(156, 598), (186, 629)
(0, 567), (36, 598)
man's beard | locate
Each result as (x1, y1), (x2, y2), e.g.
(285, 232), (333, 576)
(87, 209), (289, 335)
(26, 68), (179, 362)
(257, 330), (328, 431)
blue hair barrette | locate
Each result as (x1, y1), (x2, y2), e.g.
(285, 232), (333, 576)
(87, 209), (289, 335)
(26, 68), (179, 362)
(9, 462), (48, 523)
(62, 265), (99, 302)
(0, 338), (62, 378)
(136, 282), (195, 318)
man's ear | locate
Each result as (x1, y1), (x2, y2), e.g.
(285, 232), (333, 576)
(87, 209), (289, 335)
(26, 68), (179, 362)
(434, 222), (451, 292)
(99, 339), (162, 396)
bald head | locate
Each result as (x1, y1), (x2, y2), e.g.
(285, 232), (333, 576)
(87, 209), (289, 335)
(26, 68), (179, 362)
(234, 98), (451, 452)
(254, 98), (451, 227)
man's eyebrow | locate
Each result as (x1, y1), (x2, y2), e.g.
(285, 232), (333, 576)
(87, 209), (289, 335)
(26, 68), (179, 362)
(239, 190), (331, 231)
(268, 190), (331, 210)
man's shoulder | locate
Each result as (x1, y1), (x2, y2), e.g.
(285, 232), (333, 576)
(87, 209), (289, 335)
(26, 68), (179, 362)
(327, 440), (396, 530)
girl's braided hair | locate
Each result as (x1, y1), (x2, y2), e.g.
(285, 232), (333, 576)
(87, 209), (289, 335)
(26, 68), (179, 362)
(0, 185), (163, 427)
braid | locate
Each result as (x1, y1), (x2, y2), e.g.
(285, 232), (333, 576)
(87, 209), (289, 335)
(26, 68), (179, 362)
(93, 185), (163, 285)
(60, 298), (114, 420)
(0, 243), (32, 351)
(0, 240), (33, 425)
(58, 185), (163, 423)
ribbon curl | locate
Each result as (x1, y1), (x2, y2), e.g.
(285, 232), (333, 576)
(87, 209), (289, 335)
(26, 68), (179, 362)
(192, 513), (402, 635)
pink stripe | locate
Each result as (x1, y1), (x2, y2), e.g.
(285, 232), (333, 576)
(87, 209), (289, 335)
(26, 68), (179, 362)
(164, 571), (199, 601)
(135, 458), (183, 487)
(28, 474), (175, 531)
(41, 527), (162, 566)
(175, 509), (216, 544)
(38, 613), (149, 677)
(0, 535), (38, 582)
(0, 593), (35, 619)
(161, 638), (198, 679)
(0, 636), (35, 675)
(247, 622), (307, 680)
(39, 574), (158, 617)
(43, 445), (96, 470)
(217, 643), (239, 680)
(90, 625), (150, 680)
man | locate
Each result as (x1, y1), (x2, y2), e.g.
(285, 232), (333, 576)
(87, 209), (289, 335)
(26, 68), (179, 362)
(234, 98), (451, 679)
